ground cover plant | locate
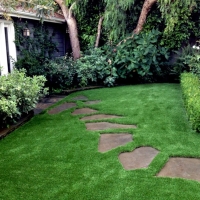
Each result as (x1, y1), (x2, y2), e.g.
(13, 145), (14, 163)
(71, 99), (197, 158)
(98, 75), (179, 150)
(1, 84), (200, 199)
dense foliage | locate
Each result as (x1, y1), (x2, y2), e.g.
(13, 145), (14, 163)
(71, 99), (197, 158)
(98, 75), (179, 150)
(113, 29), (170, 83)
(75, 48), (118, 87)
(10, 0), (200, 92)
(0, 69), (47, 128)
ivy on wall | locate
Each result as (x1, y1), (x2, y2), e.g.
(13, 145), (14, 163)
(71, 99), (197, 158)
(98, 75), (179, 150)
(14, 20), (58, 58)
(14, 20), (58, 76)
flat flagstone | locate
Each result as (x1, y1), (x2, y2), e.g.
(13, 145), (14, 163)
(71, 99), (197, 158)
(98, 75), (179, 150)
(34, 95), (66, 115)
(34, 103), (53, 115)
(72, 108), (98, 115)
(86, 122), (136, 130)
(84, 100), (101, 105)
(48, 103), (76, 114)
(72, 95), (88, 101)
(98, 133), (133, 152)
(157, 157), (200, 182)
(119, 147), (159, 170)
(41, 95), (66, 103)
(81, 114), (121, 121)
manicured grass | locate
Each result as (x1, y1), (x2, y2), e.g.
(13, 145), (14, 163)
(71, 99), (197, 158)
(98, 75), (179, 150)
(1, 83), (200, 199)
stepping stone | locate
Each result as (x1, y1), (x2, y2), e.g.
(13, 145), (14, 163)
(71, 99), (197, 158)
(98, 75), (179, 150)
(119, 147), (159, 170)
(84, 100), (101, 105)
(48, 103), (76, 114)
(34, 103), (53, 115)
(72, 95), (88, 101)
(98, 133), (133, 152)
(34, 95), (66, 115)
(72, 108), (98, 115)
(42, 95), (66, 103)
(157, 157), (200, 182)
(81, 114), (121, 121)
(86, 122), (136, 131)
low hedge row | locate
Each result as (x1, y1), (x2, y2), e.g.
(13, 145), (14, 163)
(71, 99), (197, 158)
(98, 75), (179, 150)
(0, 69), (47, 128)
(181, 72), (200, 132)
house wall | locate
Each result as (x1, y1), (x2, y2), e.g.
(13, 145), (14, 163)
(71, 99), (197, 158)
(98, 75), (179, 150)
(12, 17), (70, 58)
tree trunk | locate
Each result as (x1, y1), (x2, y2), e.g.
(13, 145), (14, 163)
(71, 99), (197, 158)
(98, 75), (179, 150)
(67, 16), (80, 59)
(133, 0), (157, 34)
(95, 16), (104, 48)
(54, 0), (81, 60)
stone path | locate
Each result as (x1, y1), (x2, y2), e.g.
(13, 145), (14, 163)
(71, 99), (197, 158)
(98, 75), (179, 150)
(37, 94), (200, 182)
(119, 147), (159, 170)
(72, 108), (98, 115)
(157, 157), (200, 182)
(86, 122), (136, 131)
(98, 133), (132, 152)
(48, 103), (76, 114)
(34, 95), (66, 115)
(81, 114), (121, 121)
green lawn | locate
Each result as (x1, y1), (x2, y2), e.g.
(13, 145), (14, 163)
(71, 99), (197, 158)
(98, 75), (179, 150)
(1, 83), (200, 200)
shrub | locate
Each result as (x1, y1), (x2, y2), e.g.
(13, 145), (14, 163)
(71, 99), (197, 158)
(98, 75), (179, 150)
(113, 29), (170, 83)
(171, 45), (195, 77)
(172, 45), (200, 80)
(75, 48), (118, 87)
(43, 56), (76, 91)
(0, 69), (47, 128)
(188, 53), (200, 79)
(181, 72), (200, 132)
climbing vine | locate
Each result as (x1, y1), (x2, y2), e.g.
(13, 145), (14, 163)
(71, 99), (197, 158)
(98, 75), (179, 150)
(14, 20), (58, 76)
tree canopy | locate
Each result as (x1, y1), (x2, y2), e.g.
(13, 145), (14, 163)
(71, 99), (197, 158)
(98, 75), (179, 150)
(0, 0), (199, 53)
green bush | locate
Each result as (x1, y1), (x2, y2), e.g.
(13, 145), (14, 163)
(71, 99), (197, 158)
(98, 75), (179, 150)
(172, 45), (200, 80)
(113, 29), (170, 83)
(75, 48), (118, 87)
(188, 53), (200, 79)
(181, 72), (200, 132)
(171, 45), (195, 77)
(43, 56), (76, 91)
(0, 69), (47, 128)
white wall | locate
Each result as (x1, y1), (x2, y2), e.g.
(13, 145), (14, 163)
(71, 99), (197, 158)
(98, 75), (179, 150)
(0, 20), (17, 75)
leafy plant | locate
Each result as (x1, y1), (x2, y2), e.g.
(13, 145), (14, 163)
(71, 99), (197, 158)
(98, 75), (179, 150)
(114, 29), (170, 82)
(0, 69), (47, 128)
(75, 47), (118, 87)
(187, 46), (200, 79)
(43, 56), (76, 91)
(171, 44), (200, 80)
(171, 45), (195, 77)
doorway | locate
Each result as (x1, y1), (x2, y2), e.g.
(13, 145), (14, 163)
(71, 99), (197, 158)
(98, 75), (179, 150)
(4, 27), (11, 73)
(0, 20), (16, 75)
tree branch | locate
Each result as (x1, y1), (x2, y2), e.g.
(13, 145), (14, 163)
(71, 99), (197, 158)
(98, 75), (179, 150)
(95, 16), (104, 48)
(69, 2), (76, 18)
(133, 0), (157, 34)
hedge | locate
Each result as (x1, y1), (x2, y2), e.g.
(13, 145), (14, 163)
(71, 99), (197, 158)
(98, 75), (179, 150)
(181, 72), (200, 132)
